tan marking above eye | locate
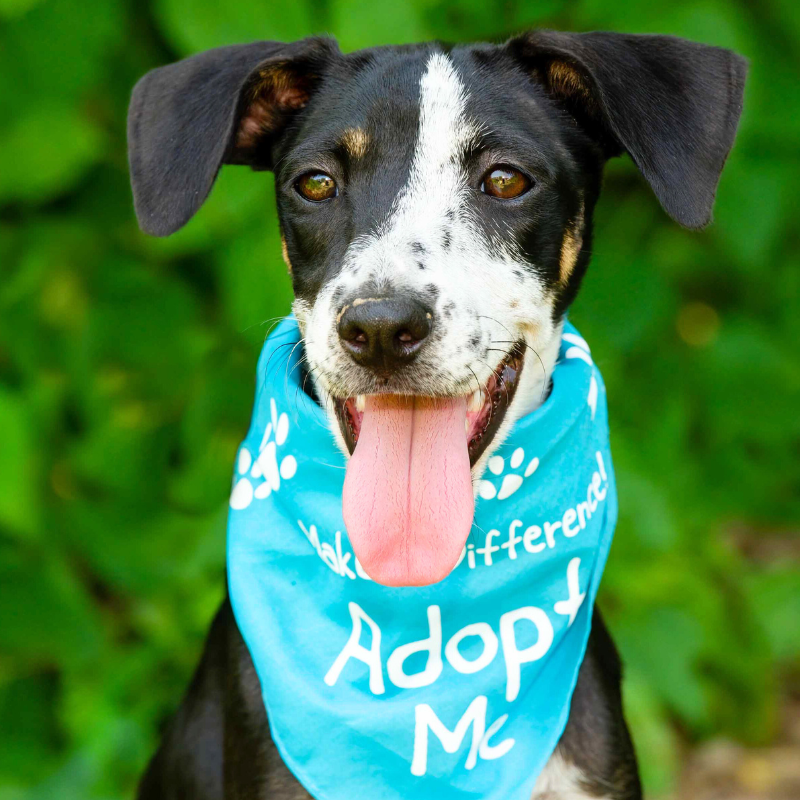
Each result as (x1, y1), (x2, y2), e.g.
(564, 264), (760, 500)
(481, 166), (531, 199)
(341, 127), (369, 158)
(296, 172), (337, 201)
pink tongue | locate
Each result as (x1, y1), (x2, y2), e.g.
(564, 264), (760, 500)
(342, 395), (474, 587)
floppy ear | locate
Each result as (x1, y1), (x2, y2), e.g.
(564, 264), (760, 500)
(507, 31), (747, 228)
(127, 37), (339, 237)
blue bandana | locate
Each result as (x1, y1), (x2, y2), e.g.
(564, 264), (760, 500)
(227, 318), (617, 800)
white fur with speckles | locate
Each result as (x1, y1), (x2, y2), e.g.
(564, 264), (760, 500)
(299, 51), (561, 479)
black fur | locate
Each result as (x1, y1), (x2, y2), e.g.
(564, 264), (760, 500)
(128, 29), (746, 800)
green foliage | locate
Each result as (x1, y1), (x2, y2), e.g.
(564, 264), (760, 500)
(0, 1), (798, 797)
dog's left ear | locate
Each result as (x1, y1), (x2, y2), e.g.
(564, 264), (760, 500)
(127, 37), (339, 237)
(507, 31), (747, 228)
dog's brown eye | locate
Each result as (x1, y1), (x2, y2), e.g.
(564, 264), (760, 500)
(296, 172), (337, 202)
(481, 167), (531, 199)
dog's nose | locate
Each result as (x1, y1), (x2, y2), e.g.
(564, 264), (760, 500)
(338, 296), (432, 373)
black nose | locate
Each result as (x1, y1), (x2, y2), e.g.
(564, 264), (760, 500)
(337, 296), (432, 374)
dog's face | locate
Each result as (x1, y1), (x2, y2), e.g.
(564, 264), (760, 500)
(277, 47), (597, 472)
(129, 32), (745, 585)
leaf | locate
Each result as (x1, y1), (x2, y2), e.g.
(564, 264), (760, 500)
(745, 566), (800, 663)
(216, 221), (294, 352)
(331, 0), (426, 51)
(0, 0), (124, 114)
(614, 606), (710, 729)
(0, 544), (101, 668)
(621, 667), (680, 796)
(0, 107), (104, 204)
(0, 0), (44, 18)
(0, 389), (40, 537)
(153, 0), (314, 55)
(0, 673), (61, 783)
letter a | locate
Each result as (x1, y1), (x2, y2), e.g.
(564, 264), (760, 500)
(324, 601), (384, 694)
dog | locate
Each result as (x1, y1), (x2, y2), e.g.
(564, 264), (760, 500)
(128, 29), (746, 799)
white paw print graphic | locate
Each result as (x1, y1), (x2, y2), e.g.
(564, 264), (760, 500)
(230, 398), (298, 510)
(478, 447), (539, 501)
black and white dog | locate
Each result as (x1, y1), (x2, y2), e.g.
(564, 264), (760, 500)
(129, 30), (746, 799)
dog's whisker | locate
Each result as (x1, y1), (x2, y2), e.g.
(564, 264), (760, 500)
(259, 340), (301, 398)
(264, 340), (299, 373)
(478, 314), (514, 340)
(312, 460), (347, 470)
(468, 517), (490, 550)
(240, 314), (292, 337)
(282, 338), (310, 419)
(492, 338), (549, 402)
(466, 365), (483, 398)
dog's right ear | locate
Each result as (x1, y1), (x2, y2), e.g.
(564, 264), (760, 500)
(127, 37), (339, 237)
(506, 31), (747, 229)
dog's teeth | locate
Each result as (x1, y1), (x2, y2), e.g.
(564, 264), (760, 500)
(467, 389), (484, 413)
(355, 395), (365, 413)
(465, 418), (471, 434)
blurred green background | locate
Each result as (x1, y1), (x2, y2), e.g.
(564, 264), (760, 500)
(1, 0), (799, 798)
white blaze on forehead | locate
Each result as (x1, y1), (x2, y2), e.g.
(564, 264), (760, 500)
(387, 52), (478, 237)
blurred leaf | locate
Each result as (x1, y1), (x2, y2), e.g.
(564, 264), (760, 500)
(0, 389), (39, 537)
(622, 667), (681, 796)
(0, 544), (101, 668)
(0, 0), (124, 113)
(153, 0), (314, 55)
(0, 673), (60, 782)
(745, 566), (800, 662)
(332, 0), (426, 51)
(0, 108), (105, 204)
(713, 156), (793, 270)
(217, 223), (294, 352)
(0, 0), (44, 18)
(615, 607), (709, 728)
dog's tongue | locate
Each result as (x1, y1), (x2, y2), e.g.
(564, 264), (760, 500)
(342, 395), (474, 586)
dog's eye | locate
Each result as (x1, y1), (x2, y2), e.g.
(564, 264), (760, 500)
(295, 172), (337, 202)
(480, 166), (531, 199)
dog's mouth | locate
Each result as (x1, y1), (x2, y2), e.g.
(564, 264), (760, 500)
(334, 344), (525, 588)
(333, 343), (525, 464)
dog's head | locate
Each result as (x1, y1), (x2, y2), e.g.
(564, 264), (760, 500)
(128, 31), (745, 586)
